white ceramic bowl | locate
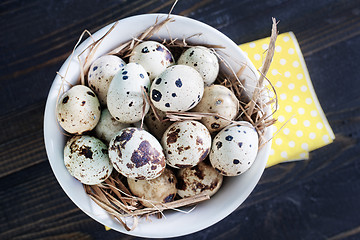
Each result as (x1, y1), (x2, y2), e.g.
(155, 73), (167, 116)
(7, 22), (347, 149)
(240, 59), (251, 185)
(44, 13), (272, 238)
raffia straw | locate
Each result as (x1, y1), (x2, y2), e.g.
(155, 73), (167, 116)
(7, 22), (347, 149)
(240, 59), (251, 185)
(247, 18), (278, 117)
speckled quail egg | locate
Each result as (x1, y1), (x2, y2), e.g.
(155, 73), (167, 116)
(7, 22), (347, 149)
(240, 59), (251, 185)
(64, 135), (113, 185)
(94, 108), (146, 144)
(210, 121), (259, 176)
(176, 162), (223, 198)
(108, 127), (166, 180)
(129, 41), (174, 80)
(88, 55), (126, 106)
(144, 108), (172, 140)
(192, 85), (239, 133)
(127, 168), (177, 208)
(150, 65), (204, 112)
(107, 63), (150, 123)
(177, 46), (219, 86)
(57, 85), (101, 134)
(161, 120), (211, 168)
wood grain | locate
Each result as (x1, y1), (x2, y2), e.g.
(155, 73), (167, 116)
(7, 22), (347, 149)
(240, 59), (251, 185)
(0, 0), (360, 239)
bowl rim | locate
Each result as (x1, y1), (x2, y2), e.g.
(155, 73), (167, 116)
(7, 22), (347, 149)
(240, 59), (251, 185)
(44, 13), (273, 238)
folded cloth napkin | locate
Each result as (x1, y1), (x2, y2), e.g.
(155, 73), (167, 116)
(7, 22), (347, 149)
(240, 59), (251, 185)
(240, 32), (335, 167)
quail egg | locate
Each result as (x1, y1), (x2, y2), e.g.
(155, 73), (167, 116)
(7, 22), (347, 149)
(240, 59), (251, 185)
(107, 63), (150, 123)
(64, 135), (113, 185)
(161, 120), (211, 168)
(192, 85), (239, 133)
(150, 65), (204, 112)
(177, 46), (219, 86)
(129, 41), (174, 80)
(57, 85), (101, 134)
(108, 127), (166, 180)
(210, 121), (259, 176)
(88, 55), (126, 105)
(176, 162), (223, 198)
(127, 168), (177, 208)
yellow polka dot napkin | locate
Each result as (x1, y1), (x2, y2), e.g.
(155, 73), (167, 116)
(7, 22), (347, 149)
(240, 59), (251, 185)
(240, 32), (335, 167)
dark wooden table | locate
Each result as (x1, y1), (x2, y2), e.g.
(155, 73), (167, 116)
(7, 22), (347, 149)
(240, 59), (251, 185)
(1, 0), (359, 239)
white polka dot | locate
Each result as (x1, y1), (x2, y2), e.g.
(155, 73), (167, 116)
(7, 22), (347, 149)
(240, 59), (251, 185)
(296, 130), (303, 137)
(254, 54), (261, 61)
(303, 120), (310, 127)
(289, 141), (295, 148)
(301, 85), (307, 92)
(273, 125), (278, 132)
(280, 58), (286, 65)
(276, 81), (283, 87)
(285, 105), (292, 112)
(275, 138), (283, 145)
(301, 143), (309, 150)
(309, 132), (316, 139)
(278, 115), (285, 122)
(311, 110), (318, 117)
(275, 46), (282, 52)
(293, 95), (300, 102)
(299, 152), (307, 158)
(291, 118), (298, 125)
(292, 61), (299, 67)
(262, 44), (269, 50)
(305, 98), (313, 104)
(288, 48), (295, 54)
(272, 69), (278, 76)
(281, 151), (288, 159)
(270, 148), (275, 155)
(298, 108), (305, 115)
(249, 42), (256, 48)
(280, 93), (287, 100)
(288, 83), (295, 90)
(297, 73), (303, 79)
(316, 122), (323, 129)
(283, 128), (290, 135)
(283, 36), (290, 42)
(322, 135), (330, 143)
(285, 71), (291, 77)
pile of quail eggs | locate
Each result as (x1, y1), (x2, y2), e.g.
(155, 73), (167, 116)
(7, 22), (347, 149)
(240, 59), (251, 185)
(57, 40), (259, 207)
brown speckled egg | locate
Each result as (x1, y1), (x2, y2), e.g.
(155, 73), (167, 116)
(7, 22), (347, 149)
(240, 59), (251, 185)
(57, 85), (101, 134)
(127, 168), (177, 208)
(64, 135), (113, 185)
(210, 121), (259, 176)
(176, 162), (223, 198)
(88, 55), (126, 105)
(177, 46), (219, 86)
(129, 41), (174, 80)
(161, 120), (211, 168)
(192, 85), (239, 133)
(108, 127), (166, 180)
(144, 108), (172, 140)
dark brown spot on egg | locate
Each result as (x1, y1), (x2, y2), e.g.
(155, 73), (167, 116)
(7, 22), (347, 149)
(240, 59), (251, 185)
(81, 101), (86, 106)
(130, 140), (164, 168)
(216, 141), (222, 149)
(184, 146), (191, 150)
(87, 91), (96, 97)
(151, 165), (157, 170)
(79, 146), (93, 159)
(177, 146), (184, 154)
(126, 163), (134, 169)
(233, 159), (240, 164)
(192, 165), (204, 180)
(166, 128), (180, 145)
(62, 96), (69, 104)
(211, 123), (220, 129)
(115, 128), (135, 149)
(135, 176), (146, 180)
(176, 178), (187, 190)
